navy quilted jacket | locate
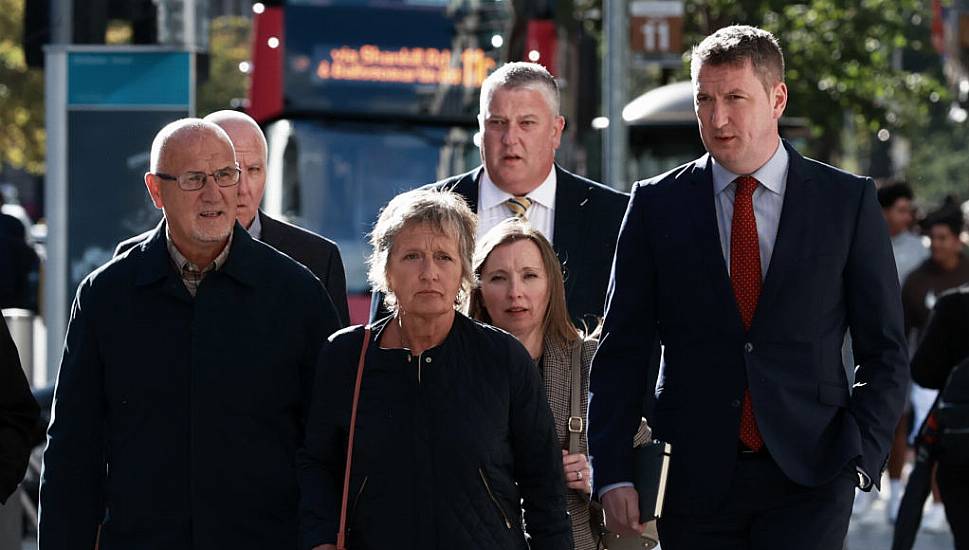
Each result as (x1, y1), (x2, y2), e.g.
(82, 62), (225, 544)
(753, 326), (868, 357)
(298, 313), (572, 550)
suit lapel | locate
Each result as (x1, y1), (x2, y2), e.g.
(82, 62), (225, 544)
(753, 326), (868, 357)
(551, 166), (587, 301)
(751, 145), (815, 332)
(688, 156), (744, 333)
(445, 168), (481, 211)
(256, 211), (280, 248)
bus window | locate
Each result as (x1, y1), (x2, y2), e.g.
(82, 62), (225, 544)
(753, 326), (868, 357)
(264, 119), (476, 293)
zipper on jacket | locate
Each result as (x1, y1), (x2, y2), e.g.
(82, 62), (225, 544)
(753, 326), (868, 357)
(478, 468), (512, 529)
(349, 476), (368, 528)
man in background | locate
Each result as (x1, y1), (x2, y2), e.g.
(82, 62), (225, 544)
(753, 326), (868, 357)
(0, 316), (39, 504)
(117, 110), (350, 326)
(864, 182), (931, 523)
(899, 206), (969, 530)
(422, 62), (629, 326)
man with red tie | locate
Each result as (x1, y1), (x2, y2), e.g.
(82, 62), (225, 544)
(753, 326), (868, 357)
(588, 25), (908, 549)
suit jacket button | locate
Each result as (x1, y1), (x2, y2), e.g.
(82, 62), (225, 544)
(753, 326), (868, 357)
(731, 399), (740, 408)
(745, 342), (754, 353)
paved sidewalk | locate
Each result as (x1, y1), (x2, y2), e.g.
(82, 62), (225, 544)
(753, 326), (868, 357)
(847, 491), (954, 550)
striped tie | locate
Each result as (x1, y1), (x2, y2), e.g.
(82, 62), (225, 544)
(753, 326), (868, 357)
(504, 196), (532, 219)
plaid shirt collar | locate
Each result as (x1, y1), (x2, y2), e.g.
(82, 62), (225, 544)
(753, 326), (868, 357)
(164, 227), (232, 297)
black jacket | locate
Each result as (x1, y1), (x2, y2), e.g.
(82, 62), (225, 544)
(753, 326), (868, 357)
(258, 211), (350, 326)
(40, 222), (341, 549)
(912, 284), (969, 389)
(115, 210), (349, 326)
(0, 316), (39, 504)
(298, 314), (572, 550)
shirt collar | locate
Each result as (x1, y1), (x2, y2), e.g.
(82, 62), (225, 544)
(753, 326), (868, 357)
(479, 165), (557, 210)
(164, 226), (232, 273)
(712, 137), (789, 196)
(247, 211), (262, 240)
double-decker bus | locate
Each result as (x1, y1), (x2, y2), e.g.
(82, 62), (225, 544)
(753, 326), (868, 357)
(247, 0), (518, 323)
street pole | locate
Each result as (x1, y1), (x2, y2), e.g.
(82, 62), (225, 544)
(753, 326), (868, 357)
(603, 0), (628, 189)
(45, 0), (72, 385)
(51, 0), (72, 44)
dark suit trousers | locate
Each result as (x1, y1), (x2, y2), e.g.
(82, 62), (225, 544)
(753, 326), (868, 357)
(939, 461), (969, 549)
(657, 452), (854, 550)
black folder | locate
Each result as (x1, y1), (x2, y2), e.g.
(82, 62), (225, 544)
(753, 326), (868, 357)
(634, 440), (671, 520)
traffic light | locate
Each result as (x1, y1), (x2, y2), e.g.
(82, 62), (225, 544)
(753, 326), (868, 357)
(22, 0), (159, 68)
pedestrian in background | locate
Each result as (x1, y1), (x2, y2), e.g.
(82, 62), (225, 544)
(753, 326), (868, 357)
(299, 189), (572, 550)
(40, 119), (341, 549)
(590, 25), (908, 550)
(0, 194), (39, 310)
(899, 206), (969, 531)
(867, 182), (932, 524)
(116, 110), (351, 327)
(911, 283), (969, 548)
(902, 207), (969, 340)
(467, 218), (652, 549)
(880, 183), (929, 286)
(0, 315), (39, 505)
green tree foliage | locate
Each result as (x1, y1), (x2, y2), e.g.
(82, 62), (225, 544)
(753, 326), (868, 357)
(196, 16), (250, 117)
(0, 0), (45, 174)
(679, 0), (947, 162)
(904, 118), (969, 204)
(574, 1), (948, 163)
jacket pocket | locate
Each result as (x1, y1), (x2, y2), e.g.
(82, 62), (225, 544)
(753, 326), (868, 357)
(818, 382), (849, 407)
(478, 468), (512, 529)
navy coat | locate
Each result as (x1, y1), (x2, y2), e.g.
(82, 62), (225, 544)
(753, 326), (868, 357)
(258, 211), (350, 326)
(115, 210), (349, 327)
(298, 315), (573, 550)
(589, 143), (909, 515)
(40, 222), (341, 549)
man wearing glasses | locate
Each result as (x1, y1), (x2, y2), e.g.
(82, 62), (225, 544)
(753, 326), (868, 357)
(39, 119), (341, 549)
(115, 110), (350, 326)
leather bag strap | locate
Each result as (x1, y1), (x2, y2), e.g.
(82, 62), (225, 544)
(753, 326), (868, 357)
(336, 326), (371, 550)
(568, 339), (583, 455)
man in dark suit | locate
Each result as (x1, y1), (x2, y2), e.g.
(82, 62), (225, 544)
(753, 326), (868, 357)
(40, 119), (341, 548)
(589, 26), (908, 549)
(378, 62), (628, 326)
(116, 110), (350, 326)
(0, 316), (39, 504)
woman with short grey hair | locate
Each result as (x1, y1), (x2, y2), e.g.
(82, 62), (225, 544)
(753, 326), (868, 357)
(298, 189), (573, 550)
(367, 189), (477, 312)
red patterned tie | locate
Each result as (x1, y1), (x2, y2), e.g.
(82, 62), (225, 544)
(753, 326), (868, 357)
(731, 176), (764, 451)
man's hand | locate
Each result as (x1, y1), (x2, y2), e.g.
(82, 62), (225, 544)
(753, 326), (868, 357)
(601, 486), (646, 537)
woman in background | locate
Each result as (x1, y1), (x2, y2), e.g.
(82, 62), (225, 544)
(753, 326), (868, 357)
(468, 218), (652, 549)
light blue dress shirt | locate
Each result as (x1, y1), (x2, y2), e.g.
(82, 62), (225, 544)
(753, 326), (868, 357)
(711, 138), (789, 277)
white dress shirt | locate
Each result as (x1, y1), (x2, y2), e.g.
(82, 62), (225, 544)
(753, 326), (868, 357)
(477, 166), (557, 243)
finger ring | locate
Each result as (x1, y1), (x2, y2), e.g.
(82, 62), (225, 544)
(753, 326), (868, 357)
(577, 471), (583, 481)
